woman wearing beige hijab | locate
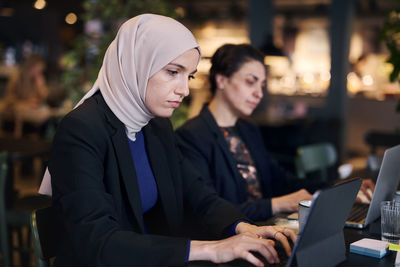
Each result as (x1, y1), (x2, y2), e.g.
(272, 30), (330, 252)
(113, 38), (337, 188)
(44, 14), (296, 267)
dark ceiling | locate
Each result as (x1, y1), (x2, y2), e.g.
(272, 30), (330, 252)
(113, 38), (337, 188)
(1, 0), (400, 66)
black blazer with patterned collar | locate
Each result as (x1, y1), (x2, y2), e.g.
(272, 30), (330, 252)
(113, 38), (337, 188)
(49, 92), (245, 267)
(176, 105), (310, 222)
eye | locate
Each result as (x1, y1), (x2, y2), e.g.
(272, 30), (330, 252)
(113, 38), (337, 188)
(246, 79), (255, 86)
(167, 70), (178, 76)
(188, 74), (195, 80)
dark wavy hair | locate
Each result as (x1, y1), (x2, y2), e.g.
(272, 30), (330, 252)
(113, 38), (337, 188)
(209, 44), (265, 95)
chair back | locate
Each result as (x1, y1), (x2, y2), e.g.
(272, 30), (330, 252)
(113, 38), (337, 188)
(31, 207), (61, 267)
(295, 142), (337, 181)
(365, 130), (400, 155)
(0, 151), (9, 267)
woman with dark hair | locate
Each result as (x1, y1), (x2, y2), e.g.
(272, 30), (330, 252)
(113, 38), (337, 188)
(176, 43), (374, 222)
(6, 54), (49, 105)
(4, 54), (68, 137)
(39, 16), (296, 267)
(4, 54), (51, 135)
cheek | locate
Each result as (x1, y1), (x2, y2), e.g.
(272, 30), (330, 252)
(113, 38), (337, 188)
(231, 84), (248, 101)
(144, 94), (154, 113)
(145, 85), (168, 113)
(145, 84), (160, 113)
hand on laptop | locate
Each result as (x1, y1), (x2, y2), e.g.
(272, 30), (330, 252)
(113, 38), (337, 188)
(189, 233), (278, 266)
(356, 179), (375, 203)
(235, 223), (297, 261)
(271, 189), (313, 214)
(190, 223), (297, 267)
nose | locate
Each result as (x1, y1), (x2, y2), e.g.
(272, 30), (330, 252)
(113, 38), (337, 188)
(254, 86), (263, 99)
(175, 78), (190, 98)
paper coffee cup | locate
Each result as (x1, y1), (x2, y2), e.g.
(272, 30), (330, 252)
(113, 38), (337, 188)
(394, 191), (400, 203)
(298, 200), (312, 229)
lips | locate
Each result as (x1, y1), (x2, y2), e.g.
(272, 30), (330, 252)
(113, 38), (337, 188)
(169, 101), (181, 108)
(248, 101), (259, 108)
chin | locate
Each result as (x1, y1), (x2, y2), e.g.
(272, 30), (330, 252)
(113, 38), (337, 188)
(154, 109), (174, 118)
(240, 108), (254, 117)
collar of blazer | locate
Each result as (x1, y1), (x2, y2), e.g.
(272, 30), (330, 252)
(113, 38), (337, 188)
(93, 92), (180, 234)
(142, 122), (181, 234)
(199, 104), (246, 191)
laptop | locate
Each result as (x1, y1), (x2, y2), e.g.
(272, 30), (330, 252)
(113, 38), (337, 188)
(345, 144), (400, 229)
(218, 178), (361, 267)
(283, 178), (361, 267)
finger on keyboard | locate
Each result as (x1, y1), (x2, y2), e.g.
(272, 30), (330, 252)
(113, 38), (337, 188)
(357, 191), (370, 204)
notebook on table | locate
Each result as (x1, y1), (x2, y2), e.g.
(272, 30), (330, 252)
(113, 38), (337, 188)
(345, 144), (400, 229)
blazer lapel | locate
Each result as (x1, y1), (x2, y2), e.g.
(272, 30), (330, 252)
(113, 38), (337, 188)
(200, 106), (244, 190)
(236, 120), (273, 197)
(97, 94), (145, 233)
(142, 124), (179, 233)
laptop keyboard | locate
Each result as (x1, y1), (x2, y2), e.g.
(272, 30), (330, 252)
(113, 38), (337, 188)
(347, 202), (369, 222)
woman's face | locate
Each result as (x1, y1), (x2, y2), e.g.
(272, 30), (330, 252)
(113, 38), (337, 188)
(218, 60), (266, 117)
(30, 62), (45, 79)
(145, 48), (199, 117)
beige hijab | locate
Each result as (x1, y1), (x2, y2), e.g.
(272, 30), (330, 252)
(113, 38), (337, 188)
(39, 14), (200, 195)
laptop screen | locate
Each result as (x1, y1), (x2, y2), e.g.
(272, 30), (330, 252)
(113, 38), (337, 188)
(286, 178), (361, 267)
(365, 145), (400, 225)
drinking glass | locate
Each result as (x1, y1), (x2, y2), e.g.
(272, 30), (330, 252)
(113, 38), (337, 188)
(381, 200), (400, 244)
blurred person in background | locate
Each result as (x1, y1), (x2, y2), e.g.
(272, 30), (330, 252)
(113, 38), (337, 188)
(6, 54), (49, 107)
(4, 54), (66, 138)
(176, 43), (375, 222)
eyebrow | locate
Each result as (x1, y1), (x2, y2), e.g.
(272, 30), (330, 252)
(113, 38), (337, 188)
(247, 74), (262, 81)
(168, 63), (198, 74)
(247, 74), (267, 86)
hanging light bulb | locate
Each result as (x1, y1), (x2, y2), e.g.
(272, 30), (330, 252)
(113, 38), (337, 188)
(33, 0), (46, 10)
(65, 13), (78, 25)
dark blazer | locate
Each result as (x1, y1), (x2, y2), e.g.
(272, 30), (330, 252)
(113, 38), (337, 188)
(176, 105), (315, 222)
(49, 93), (246, 267)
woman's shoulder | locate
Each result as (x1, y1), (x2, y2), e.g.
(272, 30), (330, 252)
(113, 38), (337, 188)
(64, 97), (100, 122)
(57, 95), (110, 136)
(175, 116), (218, 154)
(176, 113), (211, 137)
